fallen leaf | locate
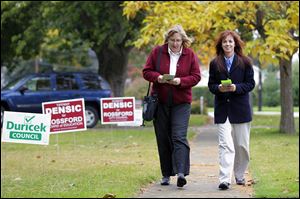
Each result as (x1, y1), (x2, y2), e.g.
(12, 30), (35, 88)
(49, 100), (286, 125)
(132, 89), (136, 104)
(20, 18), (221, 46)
(102, 193), (116, 198)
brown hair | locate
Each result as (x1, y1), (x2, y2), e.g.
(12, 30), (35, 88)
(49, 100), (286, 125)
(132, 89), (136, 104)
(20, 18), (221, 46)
(164, 24), (192, 48)
(214, 30), (252, 71)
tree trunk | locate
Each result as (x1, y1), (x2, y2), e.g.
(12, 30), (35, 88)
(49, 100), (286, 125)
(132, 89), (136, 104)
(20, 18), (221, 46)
(95, 46), (132, 97)
(279, 57), (295, 134)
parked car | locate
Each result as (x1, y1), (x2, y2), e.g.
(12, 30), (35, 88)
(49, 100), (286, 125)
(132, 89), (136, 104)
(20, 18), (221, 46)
(1, 72), (112, 128)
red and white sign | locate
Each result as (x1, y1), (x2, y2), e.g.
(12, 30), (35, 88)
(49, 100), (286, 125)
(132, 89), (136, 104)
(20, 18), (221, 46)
(42, 98), (86, 133)
(101, 97), (135, 124)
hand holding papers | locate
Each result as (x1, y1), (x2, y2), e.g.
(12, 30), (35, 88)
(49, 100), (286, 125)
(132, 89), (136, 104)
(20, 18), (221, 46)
(221, 79), (232, 86)
(163, 74), (175, 81)
(219, 79), (236, 92)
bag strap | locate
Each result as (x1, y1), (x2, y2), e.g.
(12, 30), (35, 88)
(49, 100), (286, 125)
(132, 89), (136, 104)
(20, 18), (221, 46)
(142, 46), (162, 127)
(146, 46), (163, 96)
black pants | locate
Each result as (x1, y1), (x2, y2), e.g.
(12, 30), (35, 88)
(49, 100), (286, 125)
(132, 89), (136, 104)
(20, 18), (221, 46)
(153, 103), (191, 177)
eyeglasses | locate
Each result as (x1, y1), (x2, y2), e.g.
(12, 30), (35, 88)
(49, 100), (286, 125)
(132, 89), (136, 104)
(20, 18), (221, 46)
(168, 39), (182, 43)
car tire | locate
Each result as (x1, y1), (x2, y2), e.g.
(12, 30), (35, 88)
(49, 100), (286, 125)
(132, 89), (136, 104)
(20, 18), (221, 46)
(85, 105), (99, 128)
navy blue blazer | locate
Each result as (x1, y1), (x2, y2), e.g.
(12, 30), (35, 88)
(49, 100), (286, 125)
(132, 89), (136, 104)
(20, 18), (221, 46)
(208, 55), (255, 124)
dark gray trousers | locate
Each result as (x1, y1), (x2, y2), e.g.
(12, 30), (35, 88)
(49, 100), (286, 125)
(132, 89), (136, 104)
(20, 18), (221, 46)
(153, 103), (191, 177)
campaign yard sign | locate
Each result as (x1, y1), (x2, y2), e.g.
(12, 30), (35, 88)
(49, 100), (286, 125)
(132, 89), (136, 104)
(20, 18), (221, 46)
(101, 97), (135, 124)
(1, 111), (51, 145)
(117, 109), (143, 127)
(42, 98), (86, 133)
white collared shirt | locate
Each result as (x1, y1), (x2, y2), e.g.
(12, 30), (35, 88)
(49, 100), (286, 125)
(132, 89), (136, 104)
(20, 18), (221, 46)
(168, 47), (182, 75)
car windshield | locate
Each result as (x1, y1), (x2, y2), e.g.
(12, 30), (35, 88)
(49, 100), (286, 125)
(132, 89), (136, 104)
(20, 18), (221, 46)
(2, 76), (27, 90)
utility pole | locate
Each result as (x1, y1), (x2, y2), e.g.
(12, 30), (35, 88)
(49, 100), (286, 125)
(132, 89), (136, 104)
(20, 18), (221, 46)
(258, 64), (262, 111)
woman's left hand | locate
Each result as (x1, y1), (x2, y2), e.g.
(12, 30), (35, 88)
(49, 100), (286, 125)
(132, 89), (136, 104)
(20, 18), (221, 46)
(219, 84), (236, 92)
(227, 84), (236, 92)
(167, 78), (181, 85)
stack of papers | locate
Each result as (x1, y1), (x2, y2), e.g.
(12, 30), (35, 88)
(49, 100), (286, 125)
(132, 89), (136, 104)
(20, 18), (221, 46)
(221, 79), (232, 85)
(163, 74), (175, 81)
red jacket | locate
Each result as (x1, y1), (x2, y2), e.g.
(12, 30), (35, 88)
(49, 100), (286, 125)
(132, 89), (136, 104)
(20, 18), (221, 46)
(143, 44), (201, 104)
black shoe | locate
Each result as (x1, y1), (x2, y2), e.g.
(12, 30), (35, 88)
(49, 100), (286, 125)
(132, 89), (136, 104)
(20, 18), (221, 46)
(160, 176), (170, 185)
(236, 178), (245, 185)
(177, 174), (187, 187)
(218, 182), (230, 190)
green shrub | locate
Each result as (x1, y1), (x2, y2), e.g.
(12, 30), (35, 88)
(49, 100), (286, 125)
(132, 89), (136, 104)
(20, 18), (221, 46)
(262, 71), (280, 107)
(191, 100), (207, 115)
(292, 60), (299, 106)
(253, 60), (299, 107)
(192, 87), (214, 107)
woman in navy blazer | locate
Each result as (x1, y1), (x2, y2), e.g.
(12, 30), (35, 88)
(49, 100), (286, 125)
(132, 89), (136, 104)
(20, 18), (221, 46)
(208, 30), (255, 190)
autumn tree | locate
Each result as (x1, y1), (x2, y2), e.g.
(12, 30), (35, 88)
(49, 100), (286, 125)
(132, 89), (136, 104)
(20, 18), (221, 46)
(123, 1), (299, 134)
(1, 1), (145, 96)
(242, 2), (298, 134)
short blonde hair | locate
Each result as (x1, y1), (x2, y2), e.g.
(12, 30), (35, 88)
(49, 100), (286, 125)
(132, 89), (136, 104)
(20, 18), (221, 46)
(164, 24), (192, 48)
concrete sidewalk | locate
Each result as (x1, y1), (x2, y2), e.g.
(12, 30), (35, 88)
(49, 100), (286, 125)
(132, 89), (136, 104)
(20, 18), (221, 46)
(136, 124), (253, 198)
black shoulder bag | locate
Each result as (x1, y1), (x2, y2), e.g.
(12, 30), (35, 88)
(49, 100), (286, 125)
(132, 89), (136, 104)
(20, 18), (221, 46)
(141, 46), (162, 125)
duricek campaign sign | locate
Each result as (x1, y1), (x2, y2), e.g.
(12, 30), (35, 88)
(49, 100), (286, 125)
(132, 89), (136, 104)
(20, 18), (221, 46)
(100, 97), (135, 124)
(1, 111), (51, 145)
(42, 98), (86, 133)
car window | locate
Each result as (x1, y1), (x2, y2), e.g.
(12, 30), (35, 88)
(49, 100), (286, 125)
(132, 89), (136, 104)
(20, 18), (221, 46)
(81, 75), (102, 89)
(81, 74), (111, 90)
(3, 76), (27, 90)
(24, 76), (51, 91)
(56, 74), (79, 90)
(99, 79), (111, 90)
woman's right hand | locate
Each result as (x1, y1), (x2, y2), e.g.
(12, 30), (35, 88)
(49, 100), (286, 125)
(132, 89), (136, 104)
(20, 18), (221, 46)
(218, 84), (229, 92)
(157, 75), (166, 83)
(218, 84), (236, 92)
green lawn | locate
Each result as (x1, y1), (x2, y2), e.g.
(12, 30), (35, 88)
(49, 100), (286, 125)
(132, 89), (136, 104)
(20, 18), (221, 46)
(1, 123), (199, 198)
(252, 115), (299, 131)
(253, 106), (299, 112)
(1, 128), (161, 198)
(250, 115), (299, 198)
(208, 106), (299, 112)
(1, 114), (298, 198)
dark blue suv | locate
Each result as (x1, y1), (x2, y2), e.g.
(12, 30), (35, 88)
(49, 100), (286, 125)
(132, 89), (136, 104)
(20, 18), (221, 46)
(1, 72), (112, 128)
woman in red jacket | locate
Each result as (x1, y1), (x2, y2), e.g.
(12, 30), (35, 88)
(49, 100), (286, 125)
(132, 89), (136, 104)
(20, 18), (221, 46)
(143, 24), (201, 187)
